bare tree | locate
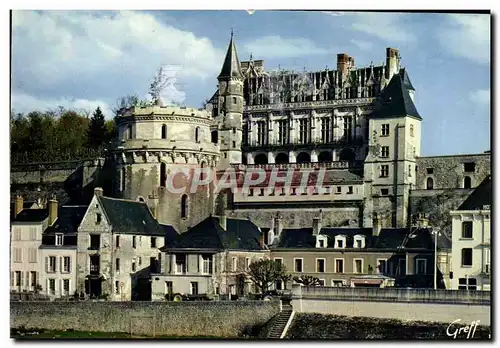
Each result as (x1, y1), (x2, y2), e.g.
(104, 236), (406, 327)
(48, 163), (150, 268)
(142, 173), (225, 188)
(293, 275), (321, 287)
(149, 65), (176, 106)
(246, 259), (289, 295)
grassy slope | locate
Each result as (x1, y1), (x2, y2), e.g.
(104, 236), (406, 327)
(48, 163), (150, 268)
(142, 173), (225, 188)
(285, 314), (491, 340)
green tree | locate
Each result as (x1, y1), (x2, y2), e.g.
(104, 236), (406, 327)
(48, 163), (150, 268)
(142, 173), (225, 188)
(104, 120), (118, 144)
(246, 259), (289, 295)
(87, 106), (107, 149)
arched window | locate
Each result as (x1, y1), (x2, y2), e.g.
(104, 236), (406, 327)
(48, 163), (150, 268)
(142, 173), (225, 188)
(181, 194), (188, 219)
(195, 127), (200, 143)
(160, 162), (167, 187)
(318, 151), (332, 163)
(161, 124), (167, 139)
(254, 154), (268, 165)
(464, 176), (472, 189)
(275, 153), (289, 164)
(137, 197), (145, 203)
(121, 167), (126, 192)
(426, 177), (434, 190)
(296, 152), (311, 164)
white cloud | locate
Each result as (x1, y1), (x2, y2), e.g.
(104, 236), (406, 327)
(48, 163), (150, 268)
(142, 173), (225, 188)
(11, 10), (224, 113)
(351, 39), (373, 51)
(349, 13), (416, 43)
(11, 93), (114, 118)
(469, 89), (490, 106)
(437, 14), (490, 65)
(243, 35), (328, 59)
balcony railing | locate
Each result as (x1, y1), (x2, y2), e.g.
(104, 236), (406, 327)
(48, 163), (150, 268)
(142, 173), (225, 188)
(234, 161), (363, 171)
(242, 136), (364, 150)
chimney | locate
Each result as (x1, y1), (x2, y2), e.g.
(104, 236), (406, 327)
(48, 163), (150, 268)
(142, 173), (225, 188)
(337, 53), (350, 75)
(372, 213), (382, 236)
(219, 215), (227, 231)
(386, 47), (400, 80)
(94, 187), (104, 196)
(312, 212), (322, 236)
(274, 214), (283, 237)
(14, 195), (23, 218)
(48, 197), (58, 226)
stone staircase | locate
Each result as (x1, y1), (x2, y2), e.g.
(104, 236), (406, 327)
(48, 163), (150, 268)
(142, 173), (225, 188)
(266, 304), (294, 339)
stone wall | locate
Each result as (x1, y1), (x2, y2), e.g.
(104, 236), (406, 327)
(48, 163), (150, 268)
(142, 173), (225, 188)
(10, 301), (280, 337)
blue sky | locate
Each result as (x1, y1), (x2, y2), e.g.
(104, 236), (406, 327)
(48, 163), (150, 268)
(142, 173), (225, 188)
(11, 10), (490, 156)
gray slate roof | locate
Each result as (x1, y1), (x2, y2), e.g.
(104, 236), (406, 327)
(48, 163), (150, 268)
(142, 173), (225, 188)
(218, 33), (243, 80)
(458, 175), (491, 210)
(12, 209), (49, 223)
(44, 206), (88, 235)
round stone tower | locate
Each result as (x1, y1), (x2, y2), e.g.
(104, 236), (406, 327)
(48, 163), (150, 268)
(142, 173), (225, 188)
(109, 105), (220, 233)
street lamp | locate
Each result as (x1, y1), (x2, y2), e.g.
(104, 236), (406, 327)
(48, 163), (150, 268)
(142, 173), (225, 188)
(432, 229), (442, 290)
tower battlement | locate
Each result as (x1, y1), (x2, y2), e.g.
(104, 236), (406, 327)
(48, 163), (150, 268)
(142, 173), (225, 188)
(118, 105), (210, 119)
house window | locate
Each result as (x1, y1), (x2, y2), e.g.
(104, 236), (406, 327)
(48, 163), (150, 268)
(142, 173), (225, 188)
(161, 124), (167, 139)
(426, 168), (434, 174)
(276, 279), (283, 290)
(249, 188), (254, 196)
(335, 237), (345, 249)
(353, 259), (363, 273)
(245, 257), (250, 271)
(132, 236), (137, 249)
(381, 188), (389, 196)
(335, 259), (344, 273)
(13, 248), (22, 263)
(294, 259), (303, 272)
(202, 254), (213, 274)
(426, 177), (434, 190)
(132, 262), (136, 272)
(485, 249), (490, 274)
(175, 254), (186, 274)
(191, 282), (199, 295)
(461, 248), (473, 267)
(458, 277), (477, 290)
(415, 259), (427, 275)
(408, 165), (412, 177)
(332, 280), (344, 287)
(259, 188), (265, 196)
(462, 221), (473, 239)
(181, 194), (188, 219)
(55, 234), (63, 246)
(321, 117), (331, 143)
(232, 257), (238, 272)
(116, 235), (120, 248)
(49, 279), (56, 295)
(115, 281), (120, 294)
(347, 186), (353, 194)
(381, 146), (389, 158)
(336, 186), (342, 194)
(151, 237), (157, 248)
(30, 271), (37, 288)
(318, 239), (325, 248)
(63, 256), (71, 273)
(409, 124), (414, 137)
(464, 176), (472, 189)
(63, 279), (70, 294)
(377, 259), (388, 274)
(29, 227), (37, 240)
(316, 259), (325, 273)
(47, 256), (56, 273)
(257, 121), (266, 145)
(90, 234), (100, 249)
(464, 162), (475, 172)
(343, 116), (352, 141)
(299, 119), (309, 143)
(232, 97), (237, 104)
(96, 213), (102, 225)
(381, 124), (389, 136)
(380, 165), (389, 178)
(277, 120), (288, 145)
(14, 271), (22, 287)
(354, 236), (365, 248)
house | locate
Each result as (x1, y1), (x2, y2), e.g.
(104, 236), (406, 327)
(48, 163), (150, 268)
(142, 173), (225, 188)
(151, 215), (268, 301)
(76, 188), (173, 301)
(450, 176), (491, 291)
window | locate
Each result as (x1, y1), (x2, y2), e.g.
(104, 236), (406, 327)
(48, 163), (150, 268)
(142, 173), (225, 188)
(175, 254), (186, 274)
(381, 124), (389, 136)
(335, 259), (344, 273)
(321, 118), (331, 143)
(116, 258), (120, 272)
(259, 188), (265, 196)
(461, 221), (473, 239)
(195, 127), (200, 143)
(115, 281), (120, 294)
(318, 239), (325, 248)
(116, 235), (120, 248)
(276, 279), (283, 290)
(257, 121), (266, 145)
(232, 97), (237, 104)
(294, 258), (303, 272)
(121, 167), (126, 192)
(132, 236), (137, 249)
(426, 168), (434, 174)
(161, 124), (167, 139)
(139, 257), (142, 266)
(415, 259), (427, 275)
(332, 280), (344, 287)
(202, 255), (213, 274)
(63, 256), (70, 273)
(165, 281), (173, 296)
(13, 248), (22, 263)
(14, 271), (22, 287)
(485, 249), (490, 274)
(63, 279), (70, 294)
(127, 125), (133, 140)
(29, 227), (36, 240)
(353, 259), (363, 273)
(248, 188), (254, 196)
(461, 248), (473, 267)
(409, 124), (414, 137)
(191, 282), (199, 295)
(30, 271), (37, 287)
(160, 162), (167, 187)
(464, 176), (472, 189)
(335, 186), (342, 194)
(49, 279), (56, 295)
(318, 279), (325, 287)
(96, 213), (102, 225)
(299, 119), (309, 143)
(47, 256), (56, 273)
(316, 259), (325, 273)
(458, 277), (477, 290)
(232, 141), (236, 148)
(380, 165), (389, 178)
(181, 194), (188, 219)
(132, 262), (136, 272)
(232, 257), (238, 272)
(343, 116), (352, 141)
(347, 186), (353, 194)
(408, 165), (412, 177)
(426, 177), (434, 190)
(381, 188), (389, 196)
(245, 257), (250, 271)
(13, 227), (21, 241)
(277, 120), (288, 145)
(464, 162), (475, 172)
(335, 236), (346, 249)
(151, 237), (157, 248)
(354, 235), (365, 248)
(397, 259), (406, 276)
(381, 146), (389, 158)
(377, 259), (388, 274)
(90, 235), (100, 249)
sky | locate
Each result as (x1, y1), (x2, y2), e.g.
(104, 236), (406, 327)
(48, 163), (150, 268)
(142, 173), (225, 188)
(10, 10), (491, 156)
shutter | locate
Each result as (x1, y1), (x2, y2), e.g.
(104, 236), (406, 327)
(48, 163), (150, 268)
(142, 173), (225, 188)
(20, 271), (23, 286)
(46, 279), (49, 295)
(10, 272), (14, 287)
(60, 257), (63, 273)
(60, 279), (63, 296)
(45, 257), (48, 272)
(69, 257), (72, 273)
(26, 272), (29, 288)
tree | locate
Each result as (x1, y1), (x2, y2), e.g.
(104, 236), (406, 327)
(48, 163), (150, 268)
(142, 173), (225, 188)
(149, 65), (175, 106)
(87, 107), (107, 149)
(246, 259), (289, 295)
(293, 275), (321, 287)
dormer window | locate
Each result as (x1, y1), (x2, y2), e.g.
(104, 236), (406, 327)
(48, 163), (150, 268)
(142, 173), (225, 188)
(353, 234), (366, 249)
(55, 234), (63, 246)
(334, 235), (346, 249)
(316, 235), (328, 248)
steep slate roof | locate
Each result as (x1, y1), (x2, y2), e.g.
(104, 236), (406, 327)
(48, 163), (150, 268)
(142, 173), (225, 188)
(371, 70), (421, 120)
(10, 201), (38, 220)
(44, 206), (88, 235)
(218, 33), (243, 80)
(400, 68), (415, 91)
(12, 209), (49, 223)
(165, 216), (263, 251)
(457, 175), (492, 210)
(97, 196), (165, 236)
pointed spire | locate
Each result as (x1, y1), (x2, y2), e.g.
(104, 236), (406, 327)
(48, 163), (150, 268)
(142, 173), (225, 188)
(218, 31), (243, 80)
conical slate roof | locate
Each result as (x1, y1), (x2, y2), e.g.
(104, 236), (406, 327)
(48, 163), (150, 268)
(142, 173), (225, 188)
(218, 32), (243, 80)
